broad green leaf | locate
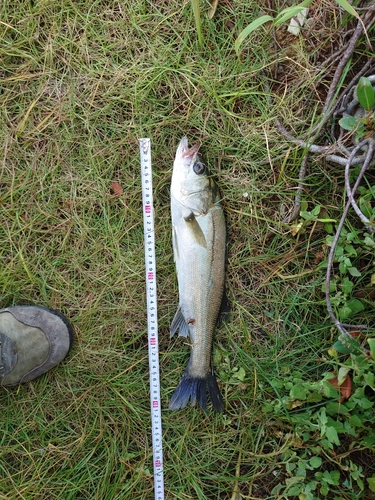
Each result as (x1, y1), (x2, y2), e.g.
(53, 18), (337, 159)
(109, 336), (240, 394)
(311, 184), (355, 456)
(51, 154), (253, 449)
(335, 0), (359, 18)
(333, 336), (361, 354)
(339, 115), (357, 131)
(323, 380), (340, 398)
(355, 123), (367, 140)
(349, 415), (363, 427)
(340, 334), (363, 353)
(342, 277), (354, 295)
(326, 401), (350, 415)
(326, 425), (340, 445)
(234, 15), (273, 54)
(357, 397), (374, 409)
(343, 257), (352, 267)
(231, 366), (246, 381)
(357, 76), (375, 111)
(328, 469), (340, 485)
(327, 418), (345, 432)
(335, 245), (344, 256)
(319, 408), (328, 427)
(287, 485), (303, 496)
(318, 481), (329, 495)
(307, 391), (322, 403)
(364, 434), (375, 447)
(364, 235), (375, 248)
(344, 244), (357, 256)
(339, 261), (347, 274)
(338, 305), (352, 320)
(262, 402), (274, 413)
(358, 198), (373, 219)
(274, 0), (313, 26)
(367, 476), (375, 493)
(324, 222), (333, 233)
(326, 425), (340, 446)
(300, 210), (315, 220)
(348, 266), (361, 277)
(325, 235), (335, 246)
(309, 456), (322, 469)
(368, 338), (375, 360)
(290, 383), (307, 400)
(327, 346), (338, 358)
(311, 204), (321, 216)
(346, 297), (364, 313)
(364, 371), (374, 387)
(337, 366), (350, 385)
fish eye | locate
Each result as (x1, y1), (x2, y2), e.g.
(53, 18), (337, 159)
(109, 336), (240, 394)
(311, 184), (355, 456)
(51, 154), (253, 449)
(193, 161), (205, 175)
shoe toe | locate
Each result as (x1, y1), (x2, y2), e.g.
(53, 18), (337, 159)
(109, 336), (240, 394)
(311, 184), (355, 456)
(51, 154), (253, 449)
(0, 306), (73, 386)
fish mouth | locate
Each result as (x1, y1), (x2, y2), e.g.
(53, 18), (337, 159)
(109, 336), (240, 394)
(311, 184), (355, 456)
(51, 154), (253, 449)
(178, 136), (200, 159)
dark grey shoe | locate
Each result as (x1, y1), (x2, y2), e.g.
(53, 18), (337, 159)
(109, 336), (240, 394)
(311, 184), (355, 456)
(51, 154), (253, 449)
(0, 306), (73, 386)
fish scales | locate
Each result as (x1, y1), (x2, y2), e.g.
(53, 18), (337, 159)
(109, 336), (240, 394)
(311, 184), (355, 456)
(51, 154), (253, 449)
(169, 136), (226, 412)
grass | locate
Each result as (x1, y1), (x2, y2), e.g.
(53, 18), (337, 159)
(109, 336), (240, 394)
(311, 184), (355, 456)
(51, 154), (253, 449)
(1, 0), (374, 499)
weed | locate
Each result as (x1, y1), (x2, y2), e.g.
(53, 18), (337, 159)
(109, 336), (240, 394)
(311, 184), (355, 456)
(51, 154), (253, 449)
(339, 76), (375, 141)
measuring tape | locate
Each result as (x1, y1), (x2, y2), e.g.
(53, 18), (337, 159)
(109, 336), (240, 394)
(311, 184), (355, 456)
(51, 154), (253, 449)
(140, 138), (165, 500)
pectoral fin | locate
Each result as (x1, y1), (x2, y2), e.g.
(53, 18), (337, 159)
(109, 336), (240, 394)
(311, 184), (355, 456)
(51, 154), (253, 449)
(184, 212), (207, 248)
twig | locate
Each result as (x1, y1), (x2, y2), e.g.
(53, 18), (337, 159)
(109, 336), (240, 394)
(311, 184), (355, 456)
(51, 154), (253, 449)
(282, 153), (309, 223)
(345, 139), (375, 231)
(276, 119), (375, 167)
(322, 19), (366, 115)
(325, 141), (372, 338)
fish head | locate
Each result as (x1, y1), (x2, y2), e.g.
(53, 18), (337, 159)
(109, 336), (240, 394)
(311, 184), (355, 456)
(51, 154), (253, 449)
(171, 137), (218, 214)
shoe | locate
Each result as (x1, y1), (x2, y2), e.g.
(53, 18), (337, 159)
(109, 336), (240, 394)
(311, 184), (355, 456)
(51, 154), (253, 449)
(0, 305), (73, 386)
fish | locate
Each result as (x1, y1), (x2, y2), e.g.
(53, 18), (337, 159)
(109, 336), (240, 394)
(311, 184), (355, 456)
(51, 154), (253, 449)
(169, 136), (227, 412)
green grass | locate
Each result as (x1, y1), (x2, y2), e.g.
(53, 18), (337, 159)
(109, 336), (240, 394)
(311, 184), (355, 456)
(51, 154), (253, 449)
(1, 1), (374, 499)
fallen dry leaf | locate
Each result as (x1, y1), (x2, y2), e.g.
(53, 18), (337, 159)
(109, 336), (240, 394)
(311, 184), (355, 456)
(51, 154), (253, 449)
(328, 371), (353, 402)
(349, 330), (361, 338)
(208, 0), (219, 19)
(111, 181), (123, 196)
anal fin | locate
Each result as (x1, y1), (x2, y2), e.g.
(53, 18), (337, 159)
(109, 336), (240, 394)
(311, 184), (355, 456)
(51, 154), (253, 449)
(170, 305), (189, 338)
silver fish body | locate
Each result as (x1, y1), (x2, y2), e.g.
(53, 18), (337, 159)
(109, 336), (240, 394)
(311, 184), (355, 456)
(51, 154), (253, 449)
(169, 136), (226, 412)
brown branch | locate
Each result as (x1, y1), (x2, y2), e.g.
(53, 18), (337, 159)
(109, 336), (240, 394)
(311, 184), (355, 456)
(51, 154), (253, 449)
(322, 19), (366, 115)
(282, 153), (309, 224)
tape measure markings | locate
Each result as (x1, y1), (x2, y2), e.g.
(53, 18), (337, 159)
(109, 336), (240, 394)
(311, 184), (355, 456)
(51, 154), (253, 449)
(140, 138), (165, 500)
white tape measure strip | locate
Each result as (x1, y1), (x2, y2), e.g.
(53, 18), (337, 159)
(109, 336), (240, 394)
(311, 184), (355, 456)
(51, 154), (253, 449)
(140, 138), (165, 500)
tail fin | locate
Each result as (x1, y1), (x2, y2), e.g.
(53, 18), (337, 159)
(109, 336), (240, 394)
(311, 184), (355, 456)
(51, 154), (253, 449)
(169, 371), (224, 412)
